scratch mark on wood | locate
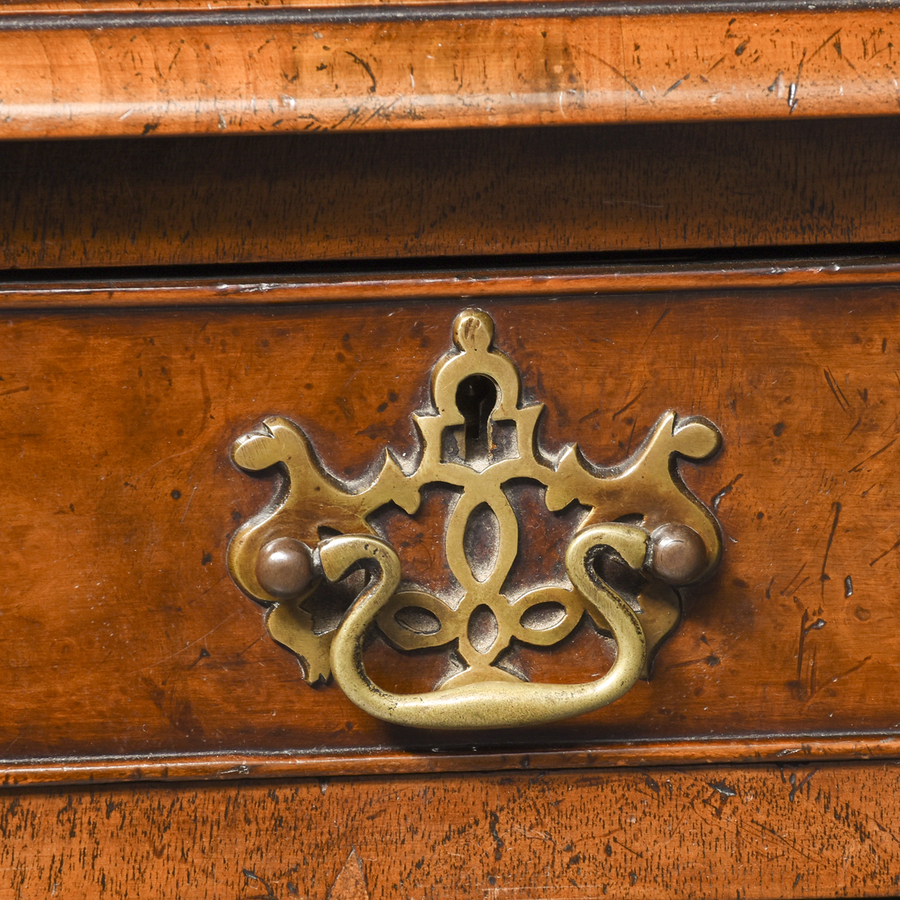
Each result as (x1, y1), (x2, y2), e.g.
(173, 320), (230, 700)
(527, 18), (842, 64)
(667, 654), (721, 669)
(611, 836), (644, 857)
(791, 608), (826, 700)
(135, 446), (199, 480)
(712, 473), (743, 511)
(879, 410), (900, 437)
(745, 816), (825, 864)
(870, 533), (900, 567)
(611, 382), (648, 420)
(242, 868), (277, 899)
(787, 768), (818, 802)
(842, 415), (862, 442)
(643, 307), (670, 346)
(820, 501), (841, 585)
(663, 75), (689, 95)
(823, 367), (852, 416)
(136, 610), (241, 673)
(180, 484), (199, 525)
(509, 823), (555, 845)
(345, 52), (377, 93)
(489, 811), (505, 861)
(625, 417), (637, 455)
(234, 633), (267, 658)
(362, 98), (400, 126)
(828, 655), (871, 685)
(594, 55), (647, 101)
(788, 50), (806, 113)
(848, 438), (896, 473)
(708, 780), (737, 797)
(797, 609), (826, 677)
(810, 28), (842, 59)
(187, 647), (211, 669)
(780, 561), (807, 597)
(865, 811), (900, 848)
(0, 384), (29, 398)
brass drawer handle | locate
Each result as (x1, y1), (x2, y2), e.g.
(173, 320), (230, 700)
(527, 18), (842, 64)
(322, 526), (650, 729)
(228, 309), (723, 729)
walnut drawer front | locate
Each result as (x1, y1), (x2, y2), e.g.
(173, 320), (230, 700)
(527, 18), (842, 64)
(1, 266), (898, 783)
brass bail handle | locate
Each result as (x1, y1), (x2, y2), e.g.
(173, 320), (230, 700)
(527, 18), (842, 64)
(228, 308), (723, 729)
(323, 527), (648, 730)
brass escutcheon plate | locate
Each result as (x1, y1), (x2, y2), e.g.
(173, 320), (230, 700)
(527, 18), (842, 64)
(227, 309), (723, 729)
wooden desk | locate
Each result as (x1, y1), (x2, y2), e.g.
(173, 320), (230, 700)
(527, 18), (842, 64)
(2, 5), (900, 897)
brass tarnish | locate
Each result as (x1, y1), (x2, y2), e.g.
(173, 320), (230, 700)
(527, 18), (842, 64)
(228, 309), (723, 729)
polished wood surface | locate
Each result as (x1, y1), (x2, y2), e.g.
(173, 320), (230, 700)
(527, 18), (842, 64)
(4, 256), (900, 309)
(4, 0), (899, 893)
(4, 278), (900, 782)
(4, 118), (900, 270)
(1, 8), (899, 138)
(1, 762), (899, 898)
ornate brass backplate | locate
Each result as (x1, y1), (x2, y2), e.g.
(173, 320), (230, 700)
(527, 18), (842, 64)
(227, 309), (723, 729)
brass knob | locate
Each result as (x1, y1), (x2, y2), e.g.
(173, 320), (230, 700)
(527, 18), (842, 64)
(256, 537), (314, 599)
(649, 524), (708, 585)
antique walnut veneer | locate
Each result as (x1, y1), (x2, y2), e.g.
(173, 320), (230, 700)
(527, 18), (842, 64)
(3, 3), (900, 897)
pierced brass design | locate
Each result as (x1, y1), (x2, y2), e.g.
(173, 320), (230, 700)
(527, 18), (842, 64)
(227, 309), (723, 729)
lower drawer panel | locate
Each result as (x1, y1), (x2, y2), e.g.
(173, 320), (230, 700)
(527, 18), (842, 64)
(1, 760), (896, 899)
(3, 270), (900, 782)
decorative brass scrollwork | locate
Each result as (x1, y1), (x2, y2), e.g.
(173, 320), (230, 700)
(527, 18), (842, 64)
(227, 309), (723, 729)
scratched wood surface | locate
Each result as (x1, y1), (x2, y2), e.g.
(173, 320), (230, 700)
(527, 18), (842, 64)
(4, 117), (900, 270)
(0, 0), (877, 9)
(0, 762), (897, 898)
(0, 9), (898, 138)
(4, 284), (900, 781)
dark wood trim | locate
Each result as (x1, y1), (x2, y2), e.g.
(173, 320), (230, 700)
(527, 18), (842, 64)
(5, 735), (900, 788)
(3, 256), (900, 310)
(5, 121), (899, 269)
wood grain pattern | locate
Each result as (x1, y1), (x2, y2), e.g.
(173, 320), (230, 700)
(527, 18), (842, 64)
(4, 118), (900, 270)
(4, 282), (900, 781)
(1, 9), (899, 138)
(1, 762), (899, 898)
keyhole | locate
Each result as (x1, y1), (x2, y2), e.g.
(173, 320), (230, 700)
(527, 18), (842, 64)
(455, 375), (497, 464)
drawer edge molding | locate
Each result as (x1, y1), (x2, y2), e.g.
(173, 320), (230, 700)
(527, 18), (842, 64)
(1, 8), (899, 138)
(4, 736), (900, 788)
(3, 255), (900, 310)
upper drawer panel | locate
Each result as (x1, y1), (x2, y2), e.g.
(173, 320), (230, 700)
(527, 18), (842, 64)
(3, 118), (900, 269)
(2, 267), (900, 783)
